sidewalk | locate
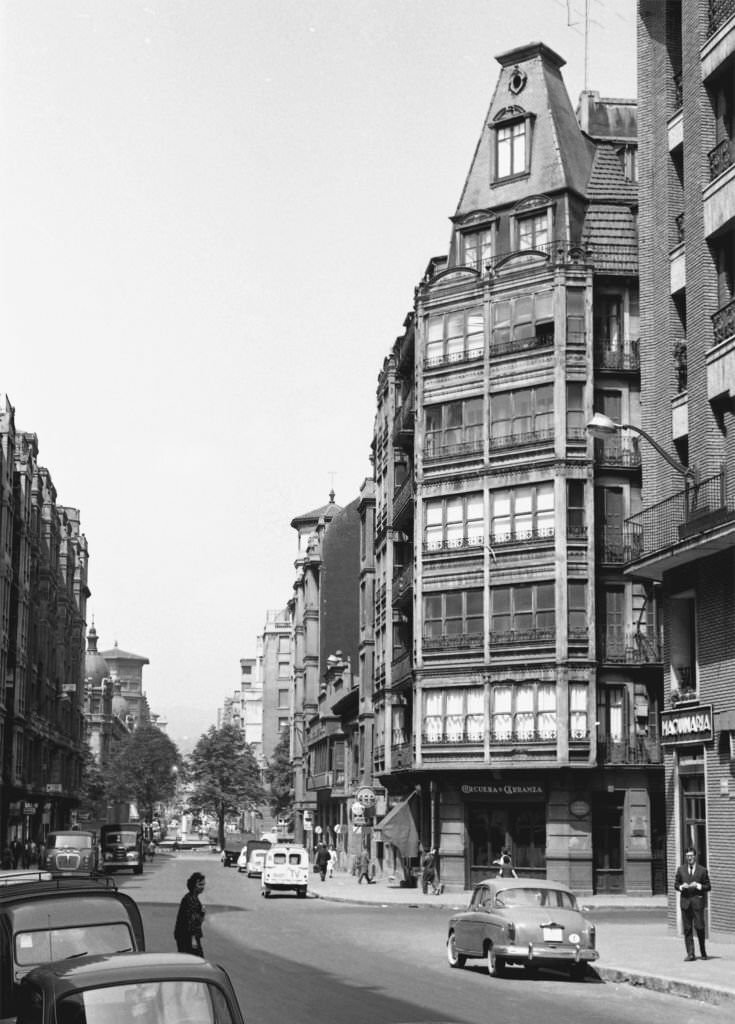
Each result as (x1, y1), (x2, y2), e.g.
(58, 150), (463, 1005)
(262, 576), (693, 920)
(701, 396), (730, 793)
(312, 870), (735, 1006)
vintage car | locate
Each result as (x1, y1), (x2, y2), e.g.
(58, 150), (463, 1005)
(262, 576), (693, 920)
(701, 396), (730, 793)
(43, 830), (99, 877)
(237, 839), (270, 876)
(446, 877), (598, 980)
(261, 844), (309, 898)
(13, 952), (245, 1024)
(0, 873), (145, 1020)
(243, 848), (268, 877)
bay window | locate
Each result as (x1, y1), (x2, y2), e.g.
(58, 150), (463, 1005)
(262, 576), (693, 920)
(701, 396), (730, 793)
(490, 482), (554, 543)
(424, 589), (483, 639)
(491, 290), (553, 352)
(569, 682), (589, 739)
(568, 581), (588, 636)
(425, 492), (484, 550)
(426, 307), (485, 366)
(491, 682), (557, 741)
(425, 397), (483, 456)
(490, 384), (553, 446)
(423, 686), (485, 743)
(490, 582), (555, 639)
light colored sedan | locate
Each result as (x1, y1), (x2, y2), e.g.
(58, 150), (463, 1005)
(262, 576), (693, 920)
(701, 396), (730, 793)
(446, 877), (598, 981)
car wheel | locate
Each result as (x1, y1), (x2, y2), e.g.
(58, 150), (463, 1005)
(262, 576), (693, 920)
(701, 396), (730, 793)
(524, 963), (539, 978)
(133, 864), (143, 875)
(569, 963), (587, 982)
(446, 932), (466, 969)
(487, 946), (505, 978)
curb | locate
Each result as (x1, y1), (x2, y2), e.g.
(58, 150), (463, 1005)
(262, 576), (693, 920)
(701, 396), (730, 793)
(593, 965), (735, 1006)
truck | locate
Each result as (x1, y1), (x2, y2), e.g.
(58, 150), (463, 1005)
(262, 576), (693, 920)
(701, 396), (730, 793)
(221, 832), (253, 868)
(99, 823), (144, 875)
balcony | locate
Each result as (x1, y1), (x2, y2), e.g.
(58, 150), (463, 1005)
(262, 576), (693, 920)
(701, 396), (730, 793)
(709, 138), (735, 181)
(624, 469), (735, 581)
(596, 530), (640, 565)
(598, 631), (662, 665)
(391, 742), (413, 770)
(489, 327), (554, 358)
(488, 628), (556, 648)
(485, 238), (591, 274)
(392, 475), (414, 527)
(593, 437), (641, 471)
(393, 389), (415, 446)
(488, 427), (554, 452)
(424, 437), (483, 461)
(423, 535), (485, 556)
(594, 338), (640, 372)
(423, 632), (483, 652)
(425, 346), (483, 370)
(712, 295), (735, 346)
(391, 563), (414, 606)
(307, 771), (334, 791)
(597, 737), (663, 765)
(708, 0), (735, 38)
(391, 648), (413, 688)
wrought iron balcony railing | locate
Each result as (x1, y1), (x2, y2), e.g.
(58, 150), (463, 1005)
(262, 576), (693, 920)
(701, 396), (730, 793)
(423, 535), (485, 554)
(488, 627), (556, 646)
(488, 427), (554, 451)
(597, 737), (663, 765)
(593, 437), (641, 470)
(598, 631), (662, 664)
(625, 469), (733, 562)
(424, 437), (484, 460)
(712, 296), (735, 346)
(708, 137), (735, 180)
(425, 346), (484, 369)
(708, 0), (735, 38)
(594, 337), (640, 371)
(423, 632), (484, 651)
(490, 328), (554, 357)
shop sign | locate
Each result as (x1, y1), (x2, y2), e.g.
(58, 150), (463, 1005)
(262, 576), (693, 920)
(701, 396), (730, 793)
(355, 786), (376, 807)
(661, 704), (713, 746)
(569, 799), (590, 818)
(22, 802), (38, 815)
(460, 783), (545, 800)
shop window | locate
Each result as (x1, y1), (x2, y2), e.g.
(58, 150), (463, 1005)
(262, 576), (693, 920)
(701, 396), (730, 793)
(468, 803), (546, 875)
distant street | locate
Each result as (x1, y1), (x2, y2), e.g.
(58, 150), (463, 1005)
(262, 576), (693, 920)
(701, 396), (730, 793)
(117, 853), (726, 1024)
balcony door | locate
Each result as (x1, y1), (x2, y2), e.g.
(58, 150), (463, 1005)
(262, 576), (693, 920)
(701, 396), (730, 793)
(601, 585), (625, 660)
(593, 791), (625, 894)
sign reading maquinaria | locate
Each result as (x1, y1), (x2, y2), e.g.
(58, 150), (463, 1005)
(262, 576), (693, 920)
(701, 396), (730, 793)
(660, 704), (713, 745)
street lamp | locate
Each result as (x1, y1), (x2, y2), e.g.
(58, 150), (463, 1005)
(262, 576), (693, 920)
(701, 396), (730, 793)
(586, 412), (698, 486)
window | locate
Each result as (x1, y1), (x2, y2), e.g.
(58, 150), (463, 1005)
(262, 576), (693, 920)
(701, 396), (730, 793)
(567, 480), (586, 536)
(568, 582), (587, 636)
(278, 688), (289, 708)
(595, 294), (623, 347)
(496, 119), (527, 178)
(461, 228), (494, 270)
(278, 717), (289, 733)
(425, 493), (484, 550)
(423, 686), (484, 743)
(569, 683), (589, 739)
(490, 385), (553, 446)
(566, 382), (585, 436)
(278, 658), (290, 678)
(670, 594), (697, 698)
(423, 589), (483, 638)
(491, 290), (553, 352)
(491, 682), (557, 741)
(619, 144), (638, 182)
(517, 211), (549, 251)
(490, 583), (555, 638)
(426, 308), (484, 366)
(567, 287), (585, 344)
(425, 397), (483, 455)
(490, 483), (554, 543)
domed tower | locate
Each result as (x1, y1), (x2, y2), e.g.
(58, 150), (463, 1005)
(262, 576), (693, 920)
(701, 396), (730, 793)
(84, 623), (111, 762)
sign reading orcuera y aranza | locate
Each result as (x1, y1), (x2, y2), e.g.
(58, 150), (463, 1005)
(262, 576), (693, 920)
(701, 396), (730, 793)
(660, 704), (713, 746)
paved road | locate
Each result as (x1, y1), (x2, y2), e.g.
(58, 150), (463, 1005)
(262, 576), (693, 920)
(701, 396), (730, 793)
(121, 853), (729, 1024)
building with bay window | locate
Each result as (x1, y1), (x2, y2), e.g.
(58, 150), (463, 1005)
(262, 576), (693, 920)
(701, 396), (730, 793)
(370, 43), (663, 894)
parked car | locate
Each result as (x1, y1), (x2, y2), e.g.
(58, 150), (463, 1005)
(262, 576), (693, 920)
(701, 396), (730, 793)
(13, 952), (245, 1024)
(243, 848), (268, 877)
(0, 872), (145, 1021)
(446, 877), (598, 980)
(42, 830), (98, 877)
(261, 844), (309, 898)
(221, 832), (252, 868)
(237, 839), (270, 875)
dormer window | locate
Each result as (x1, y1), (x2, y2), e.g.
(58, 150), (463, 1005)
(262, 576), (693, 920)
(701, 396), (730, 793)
(492, 106), (534, 182)
(518, 210), (549, 250)
(461, 226), (494, 270)
(618, 144), (638, 182)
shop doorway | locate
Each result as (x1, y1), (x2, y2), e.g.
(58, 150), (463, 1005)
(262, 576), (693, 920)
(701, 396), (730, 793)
(467, 803), (546, 886)
(593, 791), (624, 893)
(680, 767), (707, 865)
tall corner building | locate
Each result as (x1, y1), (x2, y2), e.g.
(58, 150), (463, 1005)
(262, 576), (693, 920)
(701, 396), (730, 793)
(636, 1), (735, 932)
(371, 42), (663, 895)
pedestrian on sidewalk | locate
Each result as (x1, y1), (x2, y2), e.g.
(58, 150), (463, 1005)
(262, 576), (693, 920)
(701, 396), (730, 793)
(674, 846), (711, 961)
(173, 872), (206, 957)
(327, 844), (337, 878)
(314, 841), (330, 882)
(357, 848), (374, 884)
(493, 847), (518, 879)
(421, 848), (438, 894)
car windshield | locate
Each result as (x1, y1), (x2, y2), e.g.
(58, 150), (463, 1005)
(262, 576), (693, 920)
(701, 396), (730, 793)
(105, 833), (138, 847)
(21, 981), (235, 1024)
(495, 887), (577, 909)
(14, 924), (134, 967)
(49, 835), (93, 849)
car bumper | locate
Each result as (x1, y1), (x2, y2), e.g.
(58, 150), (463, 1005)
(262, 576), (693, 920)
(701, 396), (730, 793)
(495, 943), (599, 964)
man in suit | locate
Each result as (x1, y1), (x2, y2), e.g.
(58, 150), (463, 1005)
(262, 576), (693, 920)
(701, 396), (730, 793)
(674, 846), (711, 961)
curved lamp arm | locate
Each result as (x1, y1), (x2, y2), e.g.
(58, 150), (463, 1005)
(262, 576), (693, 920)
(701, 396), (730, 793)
(587, 413), (698, 484)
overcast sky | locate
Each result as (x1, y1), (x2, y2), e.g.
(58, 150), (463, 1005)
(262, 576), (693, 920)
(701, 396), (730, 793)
(0, 0), (637, 747)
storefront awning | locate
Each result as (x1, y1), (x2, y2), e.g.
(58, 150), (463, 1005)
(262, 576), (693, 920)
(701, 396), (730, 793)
(378, 792), (419, 859)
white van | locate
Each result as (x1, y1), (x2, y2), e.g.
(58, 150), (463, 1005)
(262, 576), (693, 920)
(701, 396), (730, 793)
(261, 845), (309, 898)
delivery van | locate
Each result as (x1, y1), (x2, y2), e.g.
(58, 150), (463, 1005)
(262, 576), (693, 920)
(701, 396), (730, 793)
(261, 844), (309, 898)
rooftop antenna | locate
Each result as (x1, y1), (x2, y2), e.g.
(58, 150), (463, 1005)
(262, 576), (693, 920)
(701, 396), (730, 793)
(565, 0), (591, 92)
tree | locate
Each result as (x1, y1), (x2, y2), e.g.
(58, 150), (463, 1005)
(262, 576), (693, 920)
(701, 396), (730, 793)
(186, 723), (266, 849)
(102, 725), (180, 823)
(265, 727), (294, 826)
(76, 747), (107, 820)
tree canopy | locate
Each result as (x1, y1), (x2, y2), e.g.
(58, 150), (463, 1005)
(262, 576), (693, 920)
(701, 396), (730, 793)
(102, 724), (180, 823)
(186, 723), (266, 848)
(265, 727), (294, 825)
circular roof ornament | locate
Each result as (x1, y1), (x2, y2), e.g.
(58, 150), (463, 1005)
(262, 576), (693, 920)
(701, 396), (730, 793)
(509, 66), (527, 95)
